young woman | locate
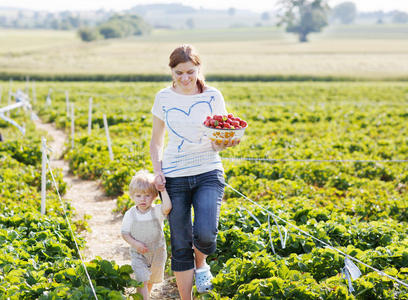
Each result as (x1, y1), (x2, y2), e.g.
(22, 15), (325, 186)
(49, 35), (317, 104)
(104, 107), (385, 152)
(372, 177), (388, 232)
(150, 44), (239, 299)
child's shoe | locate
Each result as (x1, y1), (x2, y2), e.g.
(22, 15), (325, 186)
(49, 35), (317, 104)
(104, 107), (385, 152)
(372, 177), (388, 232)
(195, 264), (213, 293)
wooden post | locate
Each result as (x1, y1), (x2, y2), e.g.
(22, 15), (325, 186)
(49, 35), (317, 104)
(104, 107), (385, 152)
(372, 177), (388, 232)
(65, 91), (69, 116)
(7, 89), (11, 117)
(41, 137), (47, 215)
(25, 76), (29, 95)
(46, 88), (52, 106)
(71, 104), (75, 149)
(32, 81), (36, 104)
(88, 97), (93, 135)
(103, 114), (114, 161)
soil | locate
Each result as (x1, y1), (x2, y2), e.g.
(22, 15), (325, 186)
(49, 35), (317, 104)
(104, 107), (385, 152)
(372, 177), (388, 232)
(34, 120), (179, 299)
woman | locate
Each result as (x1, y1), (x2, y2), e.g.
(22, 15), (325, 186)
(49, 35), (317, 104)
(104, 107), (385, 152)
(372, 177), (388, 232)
(150, 44), (239, 299)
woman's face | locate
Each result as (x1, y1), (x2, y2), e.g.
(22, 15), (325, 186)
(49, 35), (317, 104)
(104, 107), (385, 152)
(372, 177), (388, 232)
(171, 61), (199, 92)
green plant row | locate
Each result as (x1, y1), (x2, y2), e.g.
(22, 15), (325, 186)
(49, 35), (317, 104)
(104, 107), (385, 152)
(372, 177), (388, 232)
(0, 112), (140, 298)
(4, 72), (408, 82)
(26, 80), (408, 299)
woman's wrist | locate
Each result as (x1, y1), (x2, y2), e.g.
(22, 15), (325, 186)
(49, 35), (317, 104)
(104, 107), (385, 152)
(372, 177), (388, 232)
(154, 169), (163, 175)
(153, 162), (163, 174)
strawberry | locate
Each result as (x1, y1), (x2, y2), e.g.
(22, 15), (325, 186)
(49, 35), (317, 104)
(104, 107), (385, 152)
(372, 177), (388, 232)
(213, 115), (223, 122)
(204, 114), (248, 130)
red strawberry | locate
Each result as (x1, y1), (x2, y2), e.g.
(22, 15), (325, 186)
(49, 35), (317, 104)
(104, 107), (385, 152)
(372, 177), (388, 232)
(213, 115), (223, 122)
(231, 120), (240, 127)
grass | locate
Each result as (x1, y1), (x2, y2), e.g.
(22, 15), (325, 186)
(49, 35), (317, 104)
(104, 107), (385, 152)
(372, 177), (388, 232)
(0, 25), (408, 79)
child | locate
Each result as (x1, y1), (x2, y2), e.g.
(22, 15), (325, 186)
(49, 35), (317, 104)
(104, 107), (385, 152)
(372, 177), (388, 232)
(121, 170), (172, 300)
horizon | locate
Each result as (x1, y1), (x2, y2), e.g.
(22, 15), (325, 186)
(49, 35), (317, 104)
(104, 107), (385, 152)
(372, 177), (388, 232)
(0, 0), (408, 13)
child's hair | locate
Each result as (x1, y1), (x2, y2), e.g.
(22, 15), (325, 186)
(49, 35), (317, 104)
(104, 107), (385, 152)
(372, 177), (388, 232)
(129, 170), (158, 199)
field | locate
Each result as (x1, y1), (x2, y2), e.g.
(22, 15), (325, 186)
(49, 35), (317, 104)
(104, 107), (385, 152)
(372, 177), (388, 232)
(1, 21), (408, 299)
(2, 80), (407, 298)
(1, 25), (408, 78)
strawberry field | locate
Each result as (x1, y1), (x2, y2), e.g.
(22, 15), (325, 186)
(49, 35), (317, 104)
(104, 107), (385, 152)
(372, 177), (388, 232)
(0, 98), (140, 298)
(2, 80), (408, 299)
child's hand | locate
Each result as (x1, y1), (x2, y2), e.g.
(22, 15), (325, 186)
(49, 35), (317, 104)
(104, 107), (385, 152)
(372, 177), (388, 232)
(135, 242), (149, 254)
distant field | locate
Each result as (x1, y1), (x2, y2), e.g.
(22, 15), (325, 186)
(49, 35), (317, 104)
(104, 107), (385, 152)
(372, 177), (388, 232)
(0, 25), (408, 79)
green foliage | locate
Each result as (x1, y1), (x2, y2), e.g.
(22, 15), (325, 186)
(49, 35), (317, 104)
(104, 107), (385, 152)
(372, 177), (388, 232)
(99, 14), (152, 38)
(99, 24), (123, 39)
(77, 13), (152, 42)
(0, 107), (140, 299)
(28, 80), (408, 299)
(78, 27), (101, 42)
(277, 0), (330, 42)
(331, 1), (357, 24)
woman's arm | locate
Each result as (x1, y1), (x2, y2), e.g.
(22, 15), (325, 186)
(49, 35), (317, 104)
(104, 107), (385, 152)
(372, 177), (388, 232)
(150, 115), (166, 191)
(160, 189), (172, 216)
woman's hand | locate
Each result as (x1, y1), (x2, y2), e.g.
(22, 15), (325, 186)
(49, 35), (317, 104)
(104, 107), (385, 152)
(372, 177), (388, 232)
(211, 139), (240, 152)
(154, 171), (166, 191)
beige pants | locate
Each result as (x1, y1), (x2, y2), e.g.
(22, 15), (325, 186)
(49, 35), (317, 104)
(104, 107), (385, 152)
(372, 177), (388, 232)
(130, 246), (167, 284)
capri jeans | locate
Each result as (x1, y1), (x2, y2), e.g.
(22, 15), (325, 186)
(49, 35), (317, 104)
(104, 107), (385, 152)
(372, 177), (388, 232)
(165, 169), (225, 272)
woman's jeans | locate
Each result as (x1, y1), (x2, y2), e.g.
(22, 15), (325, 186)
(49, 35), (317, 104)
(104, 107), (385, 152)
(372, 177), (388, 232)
(165, 169), (225, 272)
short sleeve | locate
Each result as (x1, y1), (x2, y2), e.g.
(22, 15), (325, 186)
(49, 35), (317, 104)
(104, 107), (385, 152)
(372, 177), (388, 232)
(121, 209), (133, 234)
(151, 92), (164, 120)
(213, 89), (228, 115)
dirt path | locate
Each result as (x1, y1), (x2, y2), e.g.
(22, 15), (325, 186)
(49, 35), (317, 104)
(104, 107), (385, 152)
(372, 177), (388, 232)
(34, 120), (178, 299)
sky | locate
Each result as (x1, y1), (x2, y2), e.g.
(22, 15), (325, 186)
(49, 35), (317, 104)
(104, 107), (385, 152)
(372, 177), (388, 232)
(1, 0), (407, 13)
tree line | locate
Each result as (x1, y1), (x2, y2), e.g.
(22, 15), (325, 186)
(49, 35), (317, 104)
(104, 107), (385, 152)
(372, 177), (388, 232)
(78, 14), (151, 42)
(1, 1), (407, 43)
(277, 0), (408, 42)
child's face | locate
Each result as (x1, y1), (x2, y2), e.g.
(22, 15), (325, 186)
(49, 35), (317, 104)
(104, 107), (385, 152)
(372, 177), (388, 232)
(132, 192), (156, 212)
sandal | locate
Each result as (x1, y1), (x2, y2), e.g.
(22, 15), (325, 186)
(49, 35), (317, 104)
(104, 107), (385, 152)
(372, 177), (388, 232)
(195, 264), (213, 293)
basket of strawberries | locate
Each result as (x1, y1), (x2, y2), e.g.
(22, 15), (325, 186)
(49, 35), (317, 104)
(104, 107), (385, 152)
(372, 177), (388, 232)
(203, 114), (248, 145)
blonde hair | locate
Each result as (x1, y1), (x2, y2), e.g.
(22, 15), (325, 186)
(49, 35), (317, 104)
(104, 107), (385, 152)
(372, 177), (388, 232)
(169, 44), (205, 93)
(129, 170), (158, 199)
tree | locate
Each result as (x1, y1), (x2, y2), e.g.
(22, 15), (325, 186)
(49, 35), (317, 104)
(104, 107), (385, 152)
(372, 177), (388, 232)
(261, 12), (270, 21)
(332, 1), (357, 24)
(228, 7), (236, 16)
(99, 24), (122, 39)
(186, 18), (195, 29)
(277, 0), (329, 42)
(392, 11), (408, 23)
(99, 14), (151, 37)
(78, 27), (100, 42)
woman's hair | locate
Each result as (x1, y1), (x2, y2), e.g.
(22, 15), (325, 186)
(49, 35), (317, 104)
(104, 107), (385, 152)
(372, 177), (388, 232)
(169, 44), (205, 93)
(129, 170), (158, 199)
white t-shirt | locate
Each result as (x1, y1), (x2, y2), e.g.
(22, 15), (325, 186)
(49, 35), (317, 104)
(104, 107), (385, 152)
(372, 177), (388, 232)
(121, 205), (165, 234)
(151, 86), (227, 177)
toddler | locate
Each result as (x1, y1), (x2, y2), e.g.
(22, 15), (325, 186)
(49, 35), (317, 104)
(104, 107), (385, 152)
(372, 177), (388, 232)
(121, 170), (172, 300)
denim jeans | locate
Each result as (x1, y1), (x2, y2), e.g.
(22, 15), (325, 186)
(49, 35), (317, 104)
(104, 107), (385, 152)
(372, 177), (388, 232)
(165, 169), (225, 272)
